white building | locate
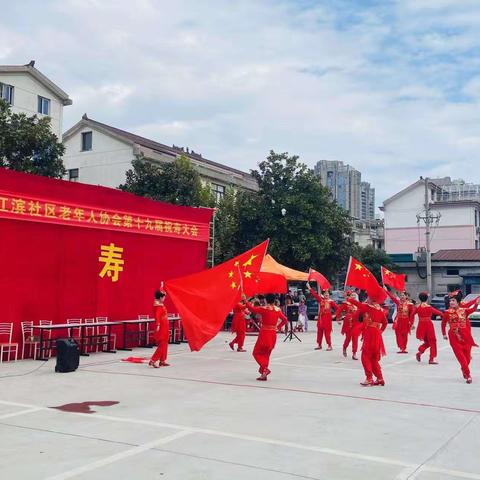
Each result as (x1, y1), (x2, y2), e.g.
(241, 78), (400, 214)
(62, 115), (258, 198)
(0, 60), (72, 139)
(381, 178), (480, 255)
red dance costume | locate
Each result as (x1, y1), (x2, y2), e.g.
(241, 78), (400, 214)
(442, 304), (478, 381)
(414, 303), (443, 362)
(337, 300), (361, 357)
(350, 299), (388, 385)
(151, 301), (169, 363)
(230, 302), (248, 351)
(247, 302), (288, 377)
(386, 291), (415, 352)
(309, 289), (339, 349)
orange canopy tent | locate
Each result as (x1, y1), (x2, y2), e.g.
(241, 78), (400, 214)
(260, 254), (309, 281)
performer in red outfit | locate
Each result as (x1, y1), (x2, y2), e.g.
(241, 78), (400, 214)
(414, 292), (443, 364)
(441, 295), (479, 383)
(149, 290), (170, 368)
(247, 293), (288, 381)
(307, 283), (339, 351)
(229, 294), (248, 352)
(385, 289), (415, 353)
(349, 292), (388, 386)
(336, 290), (361, 359)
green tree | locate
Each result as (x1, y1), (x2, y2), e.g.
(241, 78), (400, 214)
(353, 244), (398, 283)
(120, 154), (215, 207)
(0, 99), (66, 178)
(214, 151), (352, 276)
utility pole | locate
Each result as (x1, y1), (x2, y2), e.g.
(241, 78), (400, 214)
(416, 177), (441, 294)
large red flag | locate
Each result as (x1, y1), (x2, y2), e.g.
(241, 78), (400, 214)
(244, 271), (287, 296)
(165, 240), (269, 351)
(381, 266), (406, 291)
(345, 257), (387, 303)
(308, 268), (332, 290)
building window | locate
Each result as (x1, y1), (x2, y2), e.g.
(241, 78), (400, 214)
(68, 168), (79, 182)
(0, 82), (14, 104)
(212, 183), (225, 203)
(38, 96), (50, 115)
(81, 131), (93, 151)
(446, 269), (459, 276)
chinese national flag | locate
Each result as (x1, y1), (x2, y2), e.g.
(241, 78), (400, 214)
(381, 266), (406, 291)
(244, 271), (287, 296)
(165, 240), (269, 351)
(345, 257), (387, 302)
(308, 268), (332, 290)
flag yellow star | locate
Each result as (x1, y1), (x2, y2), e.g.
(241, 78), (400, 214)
(234, 261), (240, 267)
(242, 254), (258, 267)
(244, 270), (252, 279)
(228, 271), (234, 278)
(355, 264), (363, 270)
(230, 281), (237, 289)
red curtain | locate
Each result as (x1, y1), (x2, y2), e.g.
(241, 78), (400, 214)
(0, 168), (212, 346)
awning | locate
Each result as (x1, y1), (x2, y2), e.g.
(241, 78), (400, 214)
(260, 254), (309, 281)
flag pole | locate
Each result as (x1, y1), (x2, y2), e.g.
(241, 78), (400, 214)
(344, 256), (353, 292)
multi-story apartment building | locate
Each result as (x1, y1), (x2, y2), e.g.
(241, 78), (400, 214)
(0, 60), (72, 138)
(62, 115), (258, 198)
(360, 181), (375, 221)
(314, 160), (361, 218)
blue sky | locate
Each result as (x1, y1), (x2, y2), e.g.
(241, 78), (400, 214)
(2, 0), (480, 205)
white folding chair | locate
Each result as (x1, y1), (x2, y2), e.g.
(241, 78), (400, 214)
(66, 319), (82, 340)
(83, 318), (96, 352)
(0, 322), (18, 362)
(168, 313), (181, 343)
(95, 317), (115, 351)
(21, 321), (39, 360)
(39, 320), (53, 358)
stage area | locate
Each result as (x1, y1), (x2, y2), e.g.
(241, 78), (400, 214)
(1, 326), (479, 480)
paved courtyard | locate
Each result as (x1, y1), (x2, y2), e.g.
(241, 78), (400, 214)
(1, 325), (480, 480)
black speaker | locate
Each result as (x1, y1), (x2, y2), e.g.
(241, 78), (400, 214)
(286, 304), (299, 322)
(55, 338), (79, 373)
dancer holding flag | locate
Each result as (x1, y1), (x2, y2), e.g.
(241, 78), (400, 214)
(307, 283), (339, 351)
(246, 294), (288, 381)
(414, 292), (443, 364)
(149, 289), (170, 368)
(442, 294), (480, 383)
(229, 294), (248, 352)
(336, 290), (361, 359)
(384, 288), (415, 354)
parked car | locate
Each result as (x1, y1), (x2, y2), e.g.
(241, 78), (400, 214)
(305, 292), (318, 320)
(430, 293), (449, 313)
(331, 290), (345, 304)
(463, 294), (480, 327)
(384, 297), (395, 322)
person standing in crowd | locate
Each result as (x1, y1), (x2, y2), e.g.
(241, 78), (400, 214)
(298, 299), (308, 332)
(385, 288), (415, 353)
(229, 294), (248, 352)
(442, 294), (480, 384)
(349, 291), (388, 386)
(414, 292), (443, 365)
(336, 290), (361, 360)
(247, 293), (288, 381)
(149, 289), (170, 368)
(307, 282), (339, 351)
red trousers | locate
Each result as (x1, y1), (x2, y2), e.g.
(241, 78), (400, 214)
(343, 330), (359, 354)
(361, 350), (383, 381)
(395, 330), (409, 351)
(151, 340), (168, 362)
(317, 319), (332, 347)
(449, 337), (472, 378)
(253, 330), (276, 373)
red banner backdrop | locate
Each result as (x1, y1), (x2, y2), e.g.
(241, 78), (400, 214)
(0, 168), (213, 347)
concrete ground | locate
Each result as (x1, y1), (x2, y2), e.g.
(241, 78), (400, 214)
(1, 324), (480, 480)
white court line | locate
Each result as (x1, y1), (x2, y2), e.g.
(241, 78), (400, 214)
(1, 399), (480, 479)
(0, 407), (42, 420)
(383, 345), (450, 369)
(45, 430), (192, 480)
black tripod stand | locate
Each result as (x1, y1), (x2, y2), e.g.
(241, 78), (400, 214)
(283, 305), (301, 342)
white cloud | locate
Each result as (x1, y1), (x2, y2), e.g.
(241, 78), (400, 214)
(1, 0), (480, 205)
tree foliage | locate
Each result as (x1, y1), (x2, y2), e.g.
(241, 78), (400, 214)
(214, 151), (352, 276)
(120, 154), (215, 207)
(0, 99), (66, 178)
